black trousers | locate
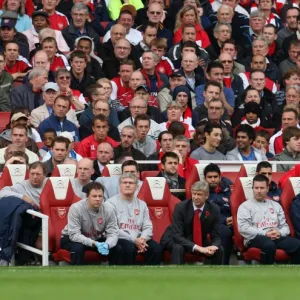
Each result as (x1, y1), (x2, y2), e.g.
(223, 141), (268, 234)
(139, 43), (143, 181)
(220, 224), (234, 265)
(248, 235), (300, 264)
(163, 240), (223, 265)
(109, 239), (162, 265)
(60, 235), (112, 265)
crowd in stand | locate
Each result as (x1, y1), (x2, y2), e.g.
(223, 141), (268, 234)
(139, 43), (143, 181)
(1, 0), (300, 266)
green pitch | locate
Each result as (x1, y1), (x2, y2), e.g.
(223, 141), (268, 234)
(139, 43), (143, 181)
(1, 266), (300, 300)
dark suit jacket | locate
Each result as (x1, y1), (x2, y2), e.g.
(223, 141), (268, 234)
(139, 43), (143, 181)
(161, 200), (221, 252)
(92, 159), (101, 181)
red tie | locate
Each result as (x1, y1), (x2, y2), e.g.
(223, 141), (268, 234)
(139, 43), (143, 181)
(193, 209), (202, 246)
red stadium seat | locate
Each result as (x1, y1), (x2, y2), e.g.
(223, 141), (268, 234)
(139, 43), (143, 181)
(141, 171), (159, 181)
(231, 177), (290, 262)
(101, 164), (122, 177)
(0, 165), (29, 190)
(51, 164), (77, 178)
(36, 142), (45, 149)
(0, 112), (10, 133)
(40, 177), (101, 263)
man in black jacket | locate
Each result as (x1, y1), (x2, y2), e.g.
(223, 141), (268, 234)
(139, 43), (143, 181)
(160, 180), (223, 265)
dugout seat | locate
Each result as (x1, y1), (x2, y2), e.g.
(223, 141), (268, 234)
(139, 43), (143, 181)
(279, 165), (300, 188)
(141, 171), (159, 181)
(0, 164), (28, 190)
(40, 177), (101, 263)
(101, 164), (122, 177)
(51, 164), (77, 178)
(231, 177), (290, 262)
(0, 112), (10, 133)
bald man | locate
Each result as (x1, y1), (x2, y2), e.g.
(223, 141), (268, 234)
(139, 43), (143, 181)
(71, 158), (94, 199)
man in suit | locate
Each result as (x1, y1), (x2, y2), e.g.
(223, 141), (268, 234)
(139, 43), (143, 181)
(160, 181), (223, 265)
(30, 82), (79, 128)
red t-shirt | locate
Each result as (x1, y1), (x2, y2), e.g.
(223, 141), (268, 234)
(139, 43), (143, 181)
(78, 135), (119, 159)
(50, 54), (69, 72)
(47, 11), (69, 31)
(5, 58), (31, 74)
(155, 58), (173, 77)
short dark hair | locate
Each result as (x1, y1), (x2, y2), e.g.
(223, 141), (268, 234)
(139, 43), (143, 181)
(182, 23), (196, 33)
(161, 151), (179, 164)
(158, 131), (173, 143)
(204, 80), (222, 92)
(264, 23), (277, 34)
(78, 37), (92, 47)
(253, 174), (269, 186)
(121, 160), (139, 173)
(204, 122), (222, 135)
(92, 114), (109, 127)
(4, 41), (19, 52)
(283, 68), (300, 83)
(41, 37), (57, 47)
(54, 95), (71, 107)
(70, 50), (87, 62)
(85, 84), (102, 102)
(283, 126), (300, 146)
(182, 41), (198, 51)
(289, 39), (300, 50)
(221, 38), (237, 51)
(29, 161), (47, 175)
(43, 128), (57, 137)
(256, 130), (270, 142)
(207, 61), (224, 74)
(204, 163), (221, 177)
(51, 136), (70, 149)
(134, 114), (150, 126)
(120, 59), (136, 70)
(168, 121), (186, 137)
(256, 161), (272, 173)
(12, 124), (27, 135)
(86, 181), (105, 196)
(250, 68), (265, 79)
(283, 106), (299, 120)
(236, 124), (256, 142)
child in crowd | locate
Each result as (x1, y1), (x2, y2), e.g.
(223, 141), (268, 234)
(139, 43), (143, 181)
(254, 130), (274, 159)
(40, 129), (57, 157)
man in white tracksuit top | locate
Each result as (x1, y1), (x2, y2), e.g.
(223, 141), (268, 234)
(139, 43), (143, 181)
(237, 174), (300, 264)
(61, 182), (119, 265)
(107, 173), (162, 265)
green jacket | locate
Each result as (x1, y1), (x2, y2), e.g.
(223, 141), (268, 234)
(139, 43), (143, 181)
(108, 0), (144, 21)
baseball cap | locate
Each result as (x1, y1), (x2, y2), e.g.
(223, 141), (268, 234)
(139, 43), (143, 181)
(42, 82), (59, 92)
(120, 4), (137, 17)
(170, 69), (184, 78)
(60, 132), (74, 143)
(136, 84), (150, 93)
(32, 11), (49, 19)
(0, 11), (18, 20)
(11, 113), (28, 123)
(0, 18), (16, 29)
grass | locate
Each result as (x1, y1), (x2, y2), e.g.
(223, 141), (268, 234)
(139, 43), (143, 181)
(1, 266), (300, 300)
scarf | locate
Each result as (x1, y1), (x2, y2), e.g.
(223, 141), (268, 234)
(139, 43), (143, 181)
(241, 117), (261, 128)
(182, 106), (192, 126)
(162, 170), (179, 189)
(268, 41), (276, 56)
(141, 68), (164, 92)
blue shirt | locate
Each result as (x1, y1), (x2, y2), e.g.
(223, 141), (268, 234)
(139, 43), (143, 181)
(239, 147), (257, 161)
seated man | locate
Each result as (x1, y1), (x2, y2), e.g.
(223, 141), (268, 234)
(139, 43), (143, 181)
(78, 115), (119, 159)
(226, 124), (267, 161)
(274, 126), (300, 172)
(0, 161), (47, 207)
(148, 131), (175, 161)
(237, 174), (300, 265)
(256, 161), (282, 202)
(135, 22), (157, 56)
(157, 151), (186, 201)
(107, 173), (162, 265)
(133, 114), (156, 158)
(0, 147), (28, 173)
(44, 136), (69, 176)
(39, 95), (79, 142)
(92, 142), (114, 180)
(203, 163), (233, 265)
(160, 181), (223, 265)
(61, 182), (118, 265)
(0, 125), (39, 164)
(190, 123), (226, 160)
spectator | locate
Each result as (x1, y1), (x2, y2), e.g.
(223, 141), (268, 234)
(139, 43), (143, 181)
(0, 124), (39, 164)
(253, 130), (274, 159)
(0, 51), (13, 96)
(280, 40), (300, 76)
(226, 124), (267, 161)
(282, 14), (300, 58)
(190, 123), (226, 160)
(38, 94), (79, 142)
(237, 174), (300, 265)
(258, 0), (283, 30)
(240, 102), (266, 131)
(107, 173), (162, 265)
(10, 67), (48, 112)
(44, 135), (69, 176)
(203, 163), (233, 265)
(148, 130), (174, 161)
(107, 1), (143, 21)
(78, 115), (119, 159)
(39, 128), (56, 157)
(273, 126), (300, 172)
(92, 142), (114, 180)
(61, 181), (118, 265)
(160, 181), (223, 265)
(0, 148), (29, 173)
(212, 22), (232, 57)
(256, 161), (282, 202)
(136, 22), (157, 56)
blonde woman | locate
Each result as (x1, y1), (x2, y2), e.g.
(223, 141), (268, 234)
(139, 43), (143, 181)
(0, 0), (32, 31)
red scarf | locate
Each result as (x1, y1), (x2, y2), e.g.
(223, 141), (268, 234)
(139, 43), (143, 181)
(141, 69), (164, 92)
(223, 77), (232, 89)
(268, 42), (276, 56)
(182, 106), (192, 124)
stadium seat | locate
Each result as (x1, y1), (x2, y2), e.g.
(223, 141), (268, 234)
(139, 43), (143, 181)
(40, 177), (101, 264)
(72, 142), (81, 153)
(0, 164), (29, 190)
(0, 112), (10, 133)
(141, 170), (159, 181)
(101, 164), (122, 177)
(51, 164), (77, 178)
(279, 165), (300, 188)
(36, 142), (45, 149)
(231, 177), (290, 263)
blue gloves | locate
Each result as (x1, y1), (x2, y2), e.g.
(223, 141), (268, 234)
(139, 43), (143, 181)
(95, 242), (109, 255)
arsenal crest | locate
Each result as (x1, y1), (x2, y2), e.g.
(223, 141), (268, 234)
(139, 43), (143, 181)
(134, 209), (140, 215)
(269, 208), (274, 214)
(57, 207), (66, 218)
(273, 196), (279, 202)
(58, 23), (63, 29)
(155, 207), (163, 219)
(98, 218), (103, 224)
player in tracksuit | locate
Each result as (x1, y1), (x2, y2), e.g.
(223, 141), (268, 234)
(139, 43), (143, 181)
(237, 174), (300, 265)
(61, 182), (119, 265)
(107, 173), (162, 265)
(204, 163), (233, 265)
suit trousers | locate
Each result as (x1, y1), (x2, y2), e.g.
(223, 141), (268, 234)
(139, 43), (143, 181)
(109, 238), (162, 265)
(220, 224), (234, 265)
(248, 235), (300, 264)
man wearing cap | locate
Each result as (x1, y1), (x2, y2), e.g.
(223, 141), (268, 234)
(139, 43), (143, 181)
(23, 11), (70, 53)
(41, 0), (69, 31)
(30, 82), (79, 128)
(103, 5), (142, 46)
(134, 84), (159, 108)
